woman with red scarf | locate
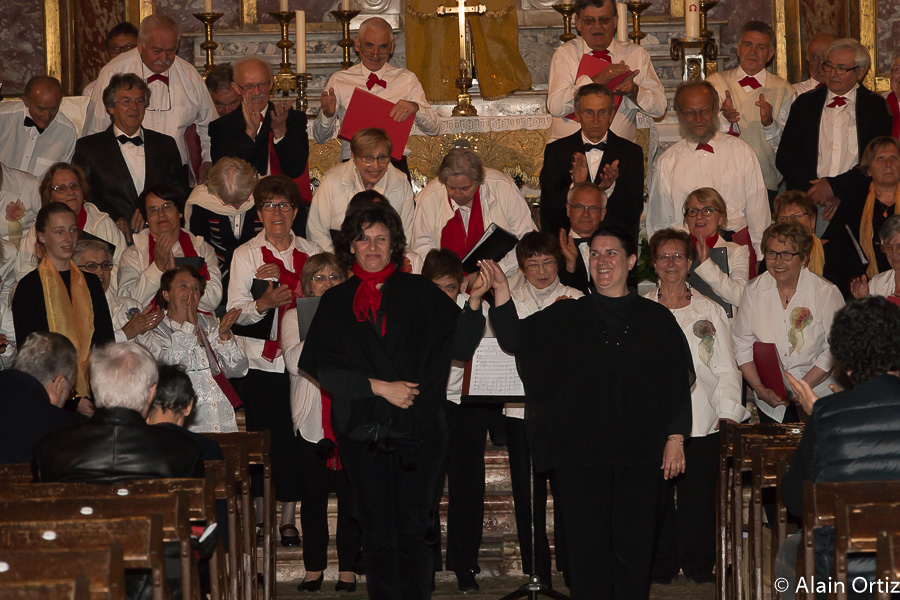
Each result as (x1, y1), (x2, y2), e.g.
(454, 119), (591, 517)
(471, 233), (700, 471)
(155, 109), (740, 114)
(299, 201), (491, 600)
(227, 174), (323, 547)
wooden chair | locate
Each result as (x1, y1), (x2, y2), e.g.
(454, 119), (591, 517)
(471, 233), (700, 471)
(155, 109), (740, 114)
(748, 445), (797, 600)
(210, 437), (254, 600)
(874, 530), (900, 600)
(0, 515), (169, 600)
(206, 458), (242, 600)
(0, 493), (195, 600)
(205, 431), (274, 600)
(0, 462), (32, 482)
(800, 480), (900, 600)
(832, 499), (900, 600)
(0, 544), (126, 600)
(0, 578), (91, 600)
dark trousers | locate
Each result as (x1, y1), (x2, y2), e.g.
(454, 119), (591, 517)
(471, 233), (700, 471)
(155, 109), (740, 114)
(445, 401), (501, 573)
(651, 433), (718, 580)
(297, 436), (362, 572)
(339, 418), (448, 600)
(233, 369), (303, 501)
(553, 462), (664, 600)
(505, 416), (567, 581)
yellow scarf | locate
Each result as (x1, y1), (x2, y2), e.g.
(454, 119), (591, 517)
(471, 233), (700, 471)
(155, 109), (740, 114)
(808, 235), (825, 276)
(38, 257), (95, 397)
(860, 183), (900, 279)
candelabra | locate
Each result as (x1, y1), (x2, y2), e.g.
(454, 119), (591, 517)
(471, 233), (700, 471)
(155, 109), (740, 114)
(295, 72), (310, 112)
(699, 0), (718, 38)
(626, 1), (652, 45)
(670, 36), (718, 81)
(193, 12), (224, 78)
(452, 59), (477, 116)
(330, 9), (361, 70)
(552, 3), (577, 42)
(268, 11), (299, 98)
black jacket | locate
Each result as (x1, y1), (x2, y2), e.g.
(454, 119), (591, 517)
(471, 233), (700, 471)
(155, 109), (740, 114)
(32, 406), (205, 484)
(209, 102), (309, 179)
(539, 130), (645, 242)
(73, 126), (189, 223)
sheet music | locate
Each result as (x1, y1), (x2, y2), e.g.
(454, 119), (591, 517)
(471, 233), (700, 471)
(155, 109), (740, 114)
(468, 338), (524, 396)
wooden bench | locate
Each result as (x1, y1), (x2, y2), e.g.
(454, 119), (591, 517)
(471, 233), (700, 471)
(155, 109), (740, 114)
(0, 545), (126, 600)
(210, 438), (254, 600)
(874, 530), (900, 600)
(0, 462), (32, 482)
(832, 499), (900, 600)
(206, 458), (242, 600)
(0, 515), (168, 600)
(0, 578), (90, 600)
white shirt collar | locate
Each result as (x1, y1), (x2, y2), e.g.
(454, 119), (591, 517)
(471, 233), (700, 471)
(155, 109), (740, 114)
(113, 125), (144, 140)
(826, 84), (858, 103)
(581, 132), (609, 147)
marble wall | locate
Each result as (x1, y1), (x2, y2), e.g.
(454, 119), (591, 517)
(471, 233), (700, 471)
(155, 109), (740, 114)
(0, 0), (45, 96)
(877, 0), (899, 74)
(77, 0), (126, 92)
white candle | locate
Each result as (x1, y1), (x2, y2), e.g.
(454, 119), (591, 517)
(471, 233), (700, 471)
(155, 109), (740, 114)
(341, 0), (351, 10)
(685, 0), (700, 38)
(616, 3), (627, 42)
(203, 0), (212, 13)
(279, 0), (288, 12)
(295, 10), (306, 72)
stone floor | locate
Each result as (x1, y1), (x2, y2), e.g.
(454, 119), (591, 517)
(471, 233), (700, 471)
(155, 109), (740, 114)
(275, 574), (716, 599)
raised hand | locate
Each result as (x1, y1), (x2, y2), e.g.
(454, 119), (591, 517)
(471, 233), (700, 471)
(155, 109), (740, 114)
(270, 99), (292, 139)
(570, 152), (589, 184)
(240, 87), (261, 140)
(218, 307), (242, 341)
(849, 274), (870, 299)
(721, 90), (740, 123)
(598, 159), (619, 190)
(469, 260), (494, 305)
(320, 88), (337, 118)
(756, 93), (773, 126)
(559, 228), (579, 272)
(152, 232), (177, 272)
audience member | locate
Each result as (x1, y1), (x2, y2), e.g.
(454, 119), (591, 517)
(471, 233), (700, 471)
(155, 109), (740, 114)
(205, 63), (240, 118)
(850, 215), (900, 300)
(793, 33), (836, 95)
(0, 76), (77, 178)
(0, 161), (42, 250)
(558, 182), (607, 295)
(0, 288), (14, 368)
(83, 22), (140, 97)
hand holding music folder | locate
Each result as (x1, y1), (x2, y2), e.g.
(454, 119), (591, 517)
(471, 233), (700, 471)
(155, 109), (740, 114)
(565, 55), (633, 119)
(461, 224), (519, 273)
(337, 88), (414, 161)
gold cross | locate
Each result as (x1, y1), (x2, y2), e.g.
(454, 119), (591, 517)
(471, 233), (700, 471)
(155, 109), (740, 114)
(436, 0), (486, 67)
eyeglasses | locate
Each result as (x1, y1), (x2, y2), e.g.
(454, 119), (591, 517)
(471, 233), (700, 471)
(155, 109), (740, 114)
(311, 273), (344, 283)
(776, 212), (810, 224)
(655, 253), (688, 263)
(78, 261), (113, 272)
(683, 206), (719, 217)
(523, 260), (558, 272)
(108, 43), (136, 54)
(234, 81), (271, 92)
(764, 250), (800, 262)
(680, 108), (714, 120)
(116, 97), (147, 107)
(51, 182), (81, 193)
(821, 62), (859, 75)
(260, 201), (294, 212)
(146, 202), (177, 216)
(358, 155), (391, 165)
(878, 242), (900, 256)
(568, 203), (604, 214)
(577, 16), (614, 27)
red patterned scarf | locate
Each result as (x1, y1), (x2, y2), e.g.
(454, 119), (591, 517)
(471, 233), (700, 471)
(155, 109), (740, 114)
(691, 233), (720, 249)
(260, 245), (308, 361)
(439, 189), (485, 266)
(351, 262), (395, 335)
(77, 206), (87, 229)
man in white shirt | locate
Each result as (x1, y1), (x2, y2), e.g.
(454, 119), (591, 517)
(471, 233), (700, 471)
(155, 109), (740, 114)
(83, 14), (217, 184)
(313, 17), (440, 176)
(83, 22), (139, 97)
(707, 21), (795, 201)
(647, 81), (771, 259)
(0, 76), (77, 179)
(793, 33), (836, 96)
(0, 162), (41, 250)
(545, 0), (666, 143)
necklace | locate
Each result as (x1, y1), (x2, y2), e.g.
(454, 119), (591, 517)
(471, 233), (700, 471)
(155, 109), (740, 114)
(657, 282), (692, 309)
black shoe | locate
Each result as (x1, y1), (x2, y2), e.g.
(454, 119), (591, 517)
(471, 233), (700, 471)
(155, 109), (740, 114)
(297, 573), (323, 592)
(279, 524), (301, 547)
(456, 570), (479, 592)
(563, 571), (571, 589)
(335, 577), (357, 593)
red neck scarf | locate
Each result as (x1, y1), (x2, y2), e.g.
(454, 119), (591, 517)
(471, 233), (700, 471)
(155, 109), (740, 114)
(691, 233), (720, 249)
(148, 230), (210, 280)
(77, 206), (87, 230)
(260, 245), (309, 361)
(440, 189), (485, 266)
(351, 262), (395, 335)
(889, 92), (900, 139)
(319, 390), (342, 469)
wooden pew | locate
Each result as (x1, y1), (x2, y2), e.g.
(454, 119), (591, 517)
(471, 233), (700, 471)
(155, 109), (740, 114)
(0, 493), (194, 600)
(0, 544), (126, 600)
(206, 458), (241, 600)
(0, 515), (168, 600)
(0, 578), (90, 600)
(0, 462), (32, 482)
(210, 437), (254, 600)
(832, 499), (900, 600)
(874, 530), (900, 600)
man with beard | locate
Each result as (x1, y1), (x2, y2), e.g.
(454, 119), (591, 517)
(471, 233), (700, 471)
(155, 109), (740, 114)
(647, 80), (771, 258)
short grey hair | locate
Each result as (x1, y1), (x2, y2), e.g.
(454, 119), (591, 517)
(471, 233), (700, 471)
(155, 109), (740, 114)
(102, 73), (150, 111)
(825, 38), (871, 76)
(232, 57), (273, 82)
(13, 332), (77, 386)
(567, 181), (607, 208)
(90, 342), (159, 412)
(437, 147), (485, 186)
(207, 157), (257, 206)
(138, 14), (180, 43)
(73, 239), (111, 264)
(880, 215), (900, 244)
(357, 17), (394, 42)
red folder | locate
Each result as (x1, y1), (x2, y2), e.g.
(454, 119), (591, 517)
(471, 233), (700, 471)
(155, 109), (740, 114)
(752, 341), (789, 403)
(338, 88), (414, 161)
(565, 54), (633, 120)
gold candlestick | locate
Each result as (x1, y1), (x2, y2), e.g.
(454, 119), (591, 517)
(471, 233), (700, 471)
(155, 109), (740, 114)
(296, 73), (310, 112)
(552, 3), (577, 42)
(330, 9), (361, 70)
(452, 59), (477, 116)
(699, 0), (718, 38)
(193, 12), (224, 78)
(268, 11), (299, 98)
(670, 36), (718, 81)
(626, 1), (652, 45)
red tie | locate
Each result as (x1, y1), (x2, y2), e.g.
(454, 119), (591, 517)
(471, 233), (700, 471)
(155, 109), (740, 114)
(366, 72), (387, 90)
(696, 143), (714, 153)
(591, 50), (612, 62)
(738, 76), (761, 90)
(827, 96), (847, 108)
(146, 73), (169, 86)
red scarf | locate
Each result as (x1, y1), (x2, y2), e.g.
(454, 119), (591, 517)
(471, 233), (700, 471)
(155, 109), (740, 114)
(77, 206), (87, 229)
(320, 390), (342, 470)
(259, 245), (308, 362)
(439, 189), (485, 266)
(351, 262), (395, 336)
(148, 230), (210, 280)
(265, 120), (312, 205)
(889, 92), (900, 139)
(690, 233), (720, 250)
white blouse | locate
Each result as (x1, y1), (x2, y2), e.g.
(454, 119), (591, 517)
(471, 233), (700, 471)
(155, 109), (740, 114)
(691, 237), (751, 309)
(868, 269), (897, 299)
(0, 238), (17, 304)
(281, 307), (326, 443)
(141, 313), (249, 433)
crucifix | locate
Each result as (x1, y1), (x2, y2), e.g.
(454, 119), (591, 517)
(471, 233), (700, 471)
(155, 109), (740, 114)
(437, 0), (486, 116)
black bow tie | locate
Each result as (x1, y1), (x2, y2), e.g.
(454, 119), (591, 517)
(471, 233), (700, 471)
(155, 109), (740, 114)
(583, 142), (606, 153)
(117, 134), (144, 146)
(24, 116), (45, 134)
(573, 237), (591, 246)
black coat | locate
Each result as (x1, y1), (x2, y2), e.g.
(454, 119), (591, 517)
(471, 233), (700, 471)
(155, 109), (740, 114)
(73, 126), (189, 223)
(0, 370), (87, 464)
(776, 85), (892, 239)
(32, 407), (206, 484)
(539, 130), (645, 243)
(209, 103), (309, 179)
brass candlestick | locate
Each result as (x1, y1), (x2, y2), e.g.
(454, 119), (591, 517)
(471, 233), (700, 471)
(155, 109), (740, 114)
(296, 73), (310, 112)
(268, 11), (299, 98)
(699, 0), (718, 38)
(452, 59), (477, 116)
(193, 12), (224, 78)
(552, 3), (577, 42)
(330, 9), (361, 70)
(626, 1), (652, 45)
(670, 36), (718, 81)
